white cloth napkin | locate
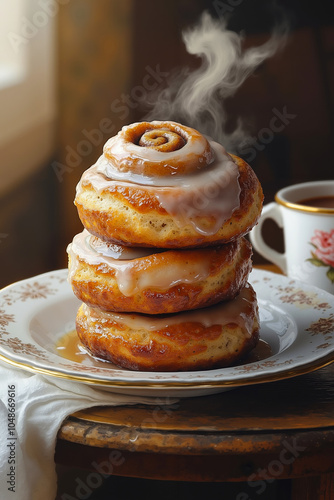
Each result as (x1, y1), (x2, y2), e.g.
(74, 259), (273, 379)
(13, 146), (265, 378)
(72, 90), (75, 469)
(0, 362), (176, 500)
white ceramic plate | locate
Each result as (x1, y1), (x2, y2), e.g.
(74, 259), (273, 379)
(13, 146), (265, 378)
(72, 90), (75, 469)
(0, 269), (333, 397)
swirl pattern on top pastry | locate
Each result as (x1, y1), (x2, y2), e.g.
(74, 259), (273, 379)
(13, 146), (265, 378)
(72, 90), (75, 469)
(103, 121), (215, 178)
(75, 121), (263, 247)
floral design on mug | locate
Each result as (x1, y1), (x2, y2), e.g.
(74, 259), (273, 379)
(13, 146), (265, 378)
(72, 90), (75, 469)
(307, 229), (334, 283)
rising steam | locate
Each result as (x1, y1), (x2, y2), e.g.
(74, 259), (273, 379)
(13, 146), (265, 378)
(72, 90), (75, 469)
(144, 12), (288, 151)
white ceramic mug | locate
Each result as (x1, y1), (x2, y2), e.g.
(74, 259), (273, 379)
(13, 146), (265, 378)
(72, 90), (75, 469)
(250, 180), (334, 293)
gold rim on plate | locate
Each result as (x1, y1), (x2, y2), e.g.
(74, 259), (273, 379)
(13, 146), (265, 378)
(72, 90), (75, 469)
(1, 268), (334, 394)
(1, 350), (333, 389)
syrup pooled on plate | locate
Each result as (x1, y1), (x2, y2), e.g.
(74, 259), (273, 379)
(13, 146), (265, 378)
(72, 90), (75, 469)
(56, 330), (272, 369)
(56, 330), (109, 367)
(235, 339), (272, 365)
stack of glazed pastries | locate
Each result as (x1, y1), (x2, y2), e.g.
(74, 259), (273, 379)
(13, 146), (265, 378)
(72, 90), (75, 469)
(67, 121), (264, 371)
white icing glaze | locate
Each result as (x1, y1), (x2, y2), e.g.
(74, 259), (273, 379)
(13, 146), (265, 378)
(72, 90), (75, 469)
(77, 141), (240, 236)
(154, 142), (240, 235)
(89, 235), (156, 260)
(97, 139), (234, 187)
(82, 284), (257, 335)
(103, 120), (213, 176)
(68, 230), (211, 297)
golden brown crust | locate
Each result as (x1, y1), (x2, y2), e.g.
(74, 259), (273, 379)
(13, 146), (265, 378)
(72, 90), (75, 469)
(75, 154), (263, 248)
(69, 236), (252, 314)
(75, 284), (260, 372)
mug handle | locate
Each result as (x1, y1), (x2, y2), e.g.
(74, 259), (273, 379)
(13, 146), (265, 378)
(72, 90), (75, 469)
(249, 202), (287, 273)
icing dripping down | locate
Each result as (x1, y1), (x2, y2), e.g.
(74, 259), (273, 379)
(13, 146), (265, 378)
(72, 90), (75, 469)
(77, 140), (241, 237)
(81, 283), (258, 334)
(67, 230), (211, 297)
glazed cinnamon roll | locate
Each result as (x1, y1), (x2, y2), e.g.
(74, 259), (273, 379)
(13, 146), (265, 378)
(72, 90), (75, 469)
(75, 283), (260, 371)
(67, 230), (252, 314)
(75, 121), (263, 248)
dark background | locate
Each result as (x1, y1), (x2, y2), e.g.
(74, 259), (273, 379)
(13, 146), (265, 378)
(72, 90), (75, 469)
(1, 0), (333, 287)
(1, 2), (333, 497)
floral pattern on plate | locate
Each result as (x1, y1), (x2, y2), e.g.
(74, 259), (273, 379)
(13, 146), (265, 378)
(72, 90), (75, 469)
(2, 337), (48, 360)
(275, 286), (331, 311)
(1, 280), (57, 307)
(0, 268), (333, 396)
(305, 313), (334, 336)
(0, 309), (15, 334)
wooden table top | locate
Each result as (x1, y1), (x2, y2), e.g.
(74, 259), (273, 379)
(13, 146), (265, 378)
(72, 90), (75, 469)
(56, 362), (334, 484)
(56, 264), (334, 485)
(59, 361), (334, 445)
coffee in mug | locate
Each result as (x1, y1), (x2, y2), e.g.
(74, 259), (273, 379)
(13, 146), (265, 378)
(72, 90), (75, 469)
(250, 180), (334, 293)
(297, 196), (334, 209)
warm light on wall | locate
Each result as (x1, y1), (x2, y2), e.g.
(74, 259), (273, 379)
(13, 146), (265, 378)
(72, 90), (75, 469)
(0, 0), (57, 196)
(0, 1), (26, 89)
